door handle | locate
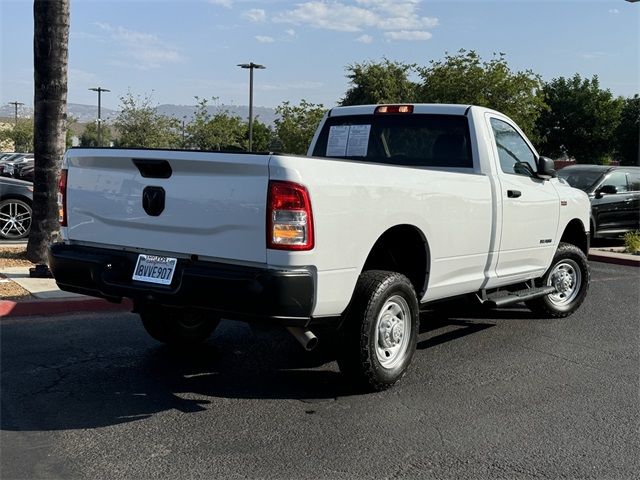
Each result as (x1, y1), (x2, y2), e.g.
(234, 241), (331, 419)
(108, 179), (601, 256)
(507, 190), (521, 198)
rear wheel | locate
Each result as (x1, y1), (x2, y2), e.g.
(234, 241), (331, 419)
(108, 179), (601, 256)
(526, 242), (590, 318)
(337, 270), (420, 392)
(139, 305), (220, 346)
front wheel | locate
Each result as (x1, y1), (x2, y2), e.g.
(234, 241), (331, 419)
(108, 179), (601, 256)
(139, 305), (220, 346)
(337, 270), (420, 392)
(526, 242), (590, 318)
(0, 198), (32, 240)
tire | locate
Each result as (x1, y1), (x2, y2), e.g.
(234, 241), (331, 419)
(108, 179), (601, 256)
(525, 242), (590, 318)
(139, 305), (220, 346)
(0, 198), (32, 239)
(337, 270), (420, 392)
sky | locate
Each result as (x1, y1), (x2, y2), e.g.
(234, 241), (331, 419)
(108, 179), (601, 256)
(1, 0), (638, 111)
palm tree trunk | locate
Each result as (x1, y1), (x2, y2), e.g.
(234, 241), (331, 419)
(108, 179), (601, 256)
(27, 0), (70, 264)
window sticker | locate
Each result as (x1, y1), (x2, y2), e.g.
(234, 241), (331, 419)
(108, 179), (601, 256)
(346, 124), (371, 157)
(326, 124), (371, 157)
(326, 125), (350, 157)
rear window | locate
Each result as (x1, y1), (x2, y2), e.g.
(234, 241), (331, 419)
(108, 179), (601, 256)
(312, 114), (473, 168)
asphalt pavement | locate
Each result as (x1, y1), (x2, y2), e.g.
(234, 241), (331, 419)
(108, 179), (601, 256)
(1, 262), (638, 479)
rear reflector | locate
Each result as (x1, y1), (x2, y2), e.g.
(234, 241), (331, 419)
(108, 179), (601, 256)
(58, 169), (68, 227)
(375, 105), (414, 114)
(267, 181), (314, 251)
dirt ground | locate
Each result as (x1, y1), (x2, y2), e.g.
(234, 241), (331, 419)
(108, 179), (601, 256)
(0, 246), (34, 300)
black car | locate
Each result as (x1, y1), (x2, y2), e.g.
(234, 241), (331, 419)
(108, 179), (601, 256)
(0, 176), (33, 240)
(558, 165), (640, 238)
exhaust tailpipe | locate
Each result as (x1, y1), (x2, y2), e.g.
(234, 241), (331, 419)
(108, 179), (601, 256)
(286, 327), (318, 351)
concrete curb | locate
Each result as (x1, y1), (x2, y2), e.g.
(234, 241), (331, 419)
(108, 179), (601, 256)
(588, 250), (640, 268)
(0, 297), (133, 318)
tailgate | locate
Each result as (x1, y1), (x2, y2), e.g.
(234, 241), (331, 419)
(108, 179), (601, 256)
(65, 149), (270, 264)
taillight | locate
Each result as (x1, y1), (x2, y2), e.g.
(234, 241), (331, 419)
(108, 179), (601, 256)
(375, 105), (414, 114)
(267, 180), (314, 250)
(58, 169), (68, 227)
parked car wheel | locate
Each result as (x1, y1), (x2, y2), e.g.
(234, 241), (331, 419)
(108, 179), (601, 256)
(0, 198), (32, 240)
(526, 242), (590, 318)
(139, 305), (220, 346)
(337, 270), (420, 392)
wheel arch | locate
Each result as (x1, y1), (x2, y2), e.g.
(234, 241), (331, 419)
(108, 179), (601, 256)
(360, 224), (431, 298)
(0, 194), (33, 206)
(560, 218), (589, 256)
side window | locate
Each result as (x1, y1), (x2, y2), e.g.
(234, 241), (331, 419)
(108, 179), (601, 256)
(490, 118), (537, 177)
(601, 171), (628, 193)
(624, 171), (640, 192)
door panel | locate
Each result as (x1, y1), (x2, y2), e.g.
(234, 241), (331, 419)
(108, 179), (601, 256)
(487, 116), (560, 278)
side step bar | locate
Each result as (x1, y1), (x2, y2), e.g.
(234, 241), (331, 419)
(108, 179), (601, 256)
(482, 285), (556, 308)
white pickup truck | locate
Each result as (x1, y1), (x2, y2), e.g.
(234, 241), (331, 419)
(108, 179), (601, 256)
(49, 104), (591, 391)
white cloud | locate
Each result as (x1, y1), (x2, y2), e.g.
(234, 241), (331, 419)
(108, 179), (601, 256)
(209, 0), (234, 8)
(274, 2), (377, 32)
(255, 35), (275, 43)
(356, 34), (373, 43)
(384, 30), (432, 41)
(609, 9), (619, 14)
(274, 0), (438, 35)
(243, 9), (267, 23)
(285, 29), (297, 37)
(95, 23), (183, 69)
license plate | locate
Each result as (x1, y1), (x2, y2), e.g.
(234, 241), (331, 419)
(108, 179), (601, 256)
(132, 254), (177, 285)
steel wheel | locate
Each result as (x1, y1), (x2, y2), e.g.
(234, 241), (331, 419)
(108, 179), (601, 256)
(374, 295), (412, 370)
(0, 199), (32, 239)
(336, 270), (420, 392)
(526, 242), (590, 318)
(546, 259), (581, 306)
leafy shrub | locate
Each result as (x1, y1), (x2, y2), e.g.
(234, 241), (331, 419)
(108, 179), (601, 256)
(623, 231), (640, 254)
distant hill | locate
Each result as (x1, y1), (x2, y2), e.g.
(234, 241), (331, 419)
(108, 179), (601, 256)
(0, 103), (277, 126)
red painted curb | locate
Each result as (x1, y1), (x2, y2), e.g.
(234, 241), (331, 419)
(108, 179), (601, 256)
(588, 252), (640, 268)
(0, 297), (133, 318)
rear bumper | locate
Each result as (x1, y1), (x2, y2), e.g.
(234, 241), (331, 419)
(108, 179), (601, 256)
(48, 243), (316, 326)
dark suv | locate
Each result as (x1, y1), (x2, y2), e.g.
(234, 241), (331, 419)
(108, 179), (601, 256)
(558, 165), (640, 238)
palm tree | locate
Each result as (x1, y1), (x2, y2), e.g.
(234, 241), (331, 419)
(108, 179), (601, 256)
(27, 0), (69, 265)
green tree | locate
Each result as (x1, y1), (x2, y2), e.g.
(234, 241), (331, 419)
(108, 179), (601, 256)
(341, 59), (418, 106)
(0, 118), (34, 152)
(185, 97), (248, 151)
(536, 74), (623, 163)
(615, 95), (639, 166)
(113, 92), (180, 148)
(28, 0), (69, 264)
(251, 117), (274, 152)
(274, 100), (326, 154)
(80, 121), (112, 147)
(417, 49), (546, 138)
(66, 116), (77, 149)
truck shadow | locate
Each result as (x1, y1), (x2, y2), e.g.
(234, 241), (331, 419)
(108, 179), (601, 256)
(1, 306), (537, 432)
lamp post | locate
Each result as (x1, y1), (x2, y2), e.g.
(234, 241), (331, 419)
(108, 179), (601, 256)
(8, 101), (24, 127)
(237, 62), (265, 152)
(89, 87), (110, 147)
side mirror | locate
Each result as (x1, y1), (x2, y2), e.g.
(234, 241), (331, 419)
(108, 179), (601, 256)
(596, 185), (618, 198)
(537, 156), (556, 180)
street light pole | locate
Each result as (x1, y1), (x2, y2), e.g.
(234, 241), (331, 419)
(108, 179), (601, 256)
(89, 87), (110, 147)
(237, 62), (265, 152)
(8, 101), (24, 127)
